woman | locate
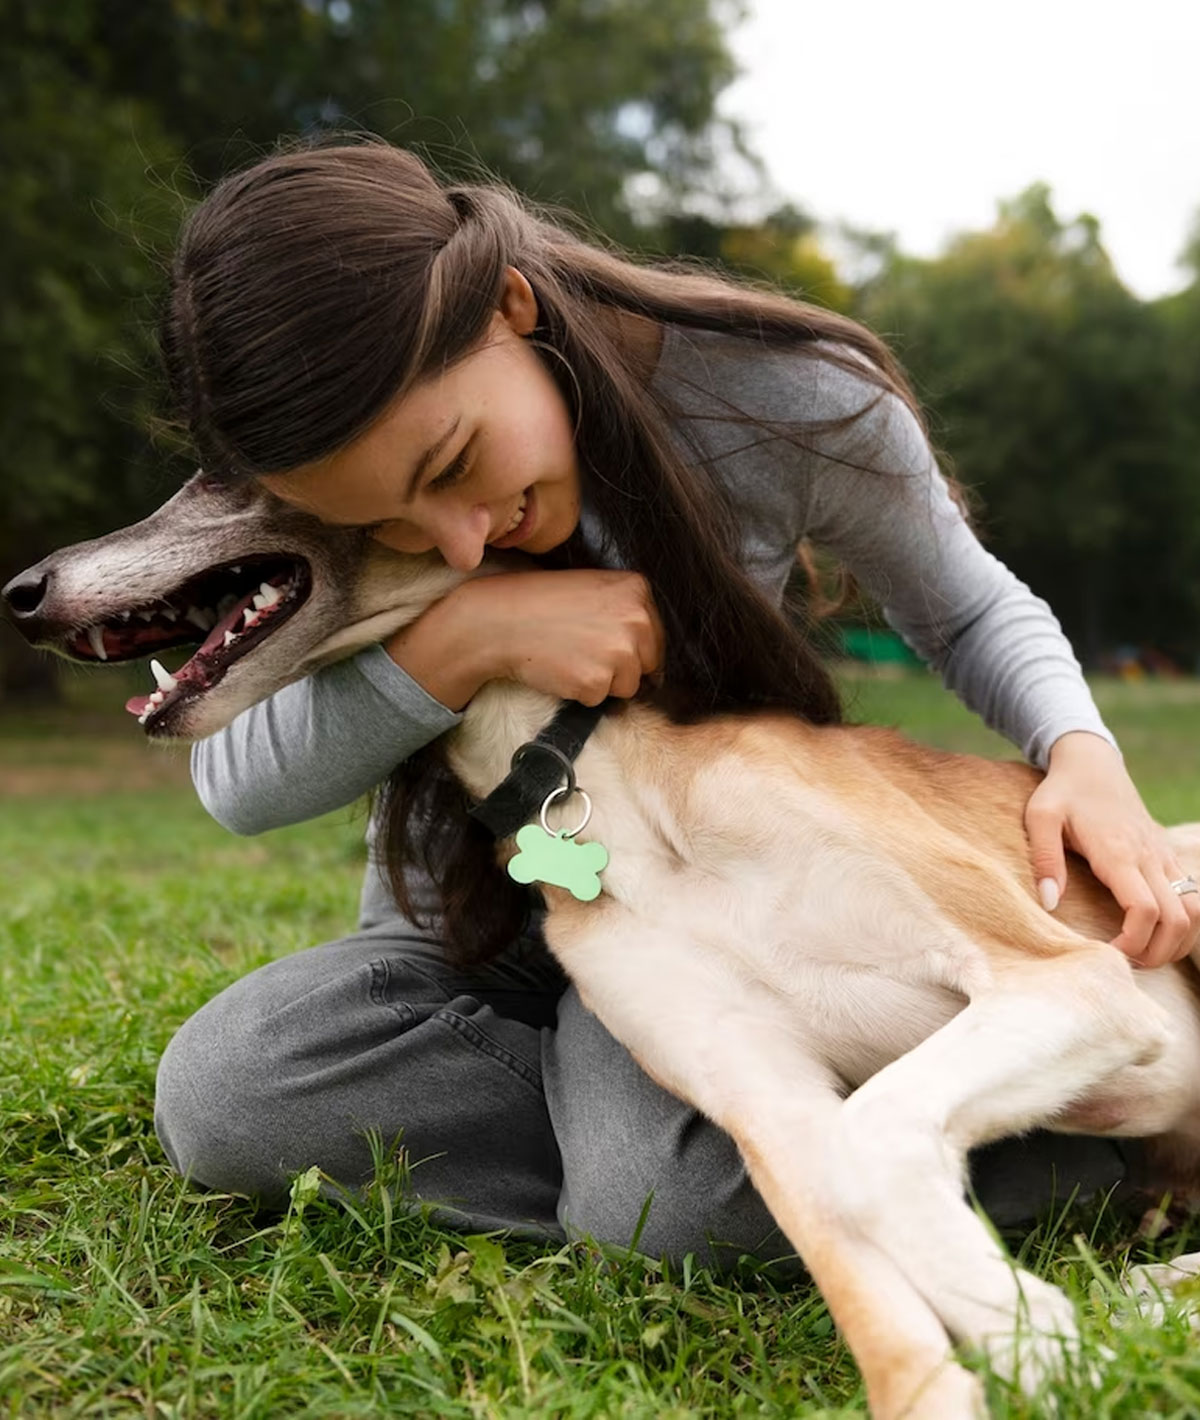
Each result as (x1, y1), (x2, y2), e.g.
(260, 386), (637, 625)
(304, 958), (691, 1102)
(154, 139), (1196, 1264)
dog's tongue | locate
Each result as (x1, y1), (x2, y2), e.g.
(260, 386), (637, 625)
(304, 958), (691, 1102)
(196, 586), (261, 656)
(123, 583), (278, 720)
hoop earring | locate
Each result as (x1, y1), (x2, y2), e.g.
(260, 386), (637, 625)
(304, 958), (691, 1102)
(527, 338), (585, 442)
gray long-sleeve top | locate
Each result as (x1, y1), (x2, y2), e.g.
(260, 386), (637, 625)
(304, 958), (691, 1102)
(192, 325), (1115, 855)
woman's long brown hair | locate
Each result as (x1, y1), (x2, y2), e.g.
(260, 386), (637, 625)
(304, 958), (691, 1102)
(162, 137), (928, 966)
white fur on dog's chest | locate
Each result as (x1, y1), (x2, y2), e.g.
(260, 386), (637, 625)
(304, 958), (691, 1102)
(560, 735), (984, 1090)
(586, 858), (973, 1090)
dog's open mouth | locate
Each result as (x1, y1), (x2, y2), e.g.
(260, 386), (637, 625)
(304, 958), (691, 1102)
(67, 556), (311, 732)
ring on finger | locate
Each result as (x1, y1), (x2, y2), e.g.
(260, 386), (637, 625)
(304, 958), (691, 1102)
(1169, 875), (1200, 897)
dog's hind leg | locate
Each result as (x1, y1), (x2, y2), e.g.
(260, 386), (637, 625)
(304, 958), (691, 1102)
(828, 945), (1169, 1392)
(549, 912), (984, 1420)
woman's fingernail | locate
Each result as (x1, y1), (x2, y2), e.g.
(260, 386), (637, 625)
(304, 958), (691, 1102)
(1038, 878), (1061, 912)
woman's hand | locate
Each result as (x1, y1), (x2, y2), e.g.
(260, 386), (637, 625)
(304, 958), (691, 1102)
(1025, 731), (1200, 967)
(385, 568), (664, 711)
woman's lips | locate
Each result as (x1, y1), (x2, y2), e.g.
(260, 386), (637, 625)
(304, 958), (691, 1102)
(490, 487), (536, 549)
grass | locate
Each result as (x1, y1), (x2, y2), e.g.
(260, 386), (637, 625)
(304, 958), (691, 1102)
(4, 668), (1200, 1416)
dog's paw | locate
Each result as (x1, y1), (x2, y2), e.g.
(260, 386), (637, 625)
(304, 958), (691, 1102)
(1121, 1250), (1200, 1327)
(877, 1360), (985, 1420)
(968, 1271), (1080, 1399)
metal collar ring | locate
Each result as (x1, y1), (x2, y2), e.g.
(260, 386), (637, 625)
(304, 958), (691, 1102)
(540, 785), (593, 839)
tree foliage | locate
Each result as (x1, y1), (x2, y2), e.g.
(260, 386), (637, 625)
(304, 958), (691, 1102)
(663, 204), (853, 312)
(857, 185), (1200, 665)
(20, 0), (747, 237)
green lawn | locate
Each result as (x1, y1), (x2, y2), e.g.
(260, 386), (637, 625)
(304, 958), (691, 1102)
(3, 671), (1200, 1417)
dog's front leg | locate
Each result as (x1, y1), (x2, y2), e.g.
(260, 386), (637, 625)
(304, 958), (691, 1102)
(546, 907), (984, 1420)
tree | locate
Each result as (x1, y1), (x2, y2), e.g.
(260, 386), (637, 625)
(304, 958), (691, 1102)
(858, 185), (1198, 664)
(658, 205), (853, 312)
(22, 0), (748, 242)
(0, 21), (185, 696)
(1153, 209), (1200, 670)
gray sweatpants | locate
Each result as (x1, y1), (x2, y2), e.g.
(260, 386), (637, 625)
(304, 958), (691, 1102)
(154, 866), (1133, 1267)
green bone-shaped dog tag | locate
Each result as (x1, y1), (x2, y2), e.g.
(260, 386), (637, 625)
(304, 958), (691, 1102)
(507, 824), (609, 902)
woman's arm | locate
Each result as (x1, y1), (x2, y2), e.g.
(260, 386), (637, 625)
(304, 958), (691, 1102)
(192, 568), (662, 834)
(190, 644), (463, 834)
(801, 371), (1199, 965)
(802, 377), (1113, 766)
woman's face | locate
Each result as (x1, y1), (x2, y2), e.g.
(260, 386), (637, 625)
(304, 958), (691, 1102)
(260, 272), (581, 573)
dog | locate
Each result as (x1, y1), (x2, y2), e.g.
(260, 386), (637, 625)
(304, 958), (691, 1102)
(9, 469), (1200, 1420)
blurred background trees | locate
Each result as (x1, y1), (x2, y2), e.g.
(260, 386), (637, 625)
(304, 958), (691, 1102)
(856, 185), (1200, 668)
(3, 0), (1199, 698)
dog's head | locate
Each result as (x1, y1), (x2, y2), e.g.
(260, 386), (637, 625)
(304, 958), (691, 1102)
(2, 472), (469, 740)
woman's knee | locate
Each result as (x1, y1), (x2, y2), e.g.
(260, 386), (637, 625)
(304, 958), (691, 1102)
(154, 933), (564, 1216)
(153, 938), (401, 1200)
(154, 970), (299, 1201)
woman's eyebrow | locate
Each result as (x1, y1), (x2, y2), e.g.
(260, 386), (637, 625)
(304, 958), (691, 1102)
(403, 415), (462, 500)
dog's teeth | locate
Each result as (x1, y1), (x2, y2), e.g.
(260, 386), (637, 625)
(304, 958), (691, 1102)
(242, 608), (261, 628)
(248, 581), (284, 613)
(118, 610), (131, 622)
(137, 709), (151, 724)
(136, 608), (155, 622)
(223, 630), (238, 648)
(250, 587), (281, 613)
(230, 565), (242, 574)
(162, 606), (178, 622)
(86, 625), (108, 661)
(149, 689), (165, 705)
(184, 606), (209, 631)
(149, 659), (177, 693)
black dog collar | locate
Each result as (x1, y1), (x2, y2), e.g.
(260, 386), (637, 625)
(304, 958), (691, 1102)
(469, 700), (609, 839)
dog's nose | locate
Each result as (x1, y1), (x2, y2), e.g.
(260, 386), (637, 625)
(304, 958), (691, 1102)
(2, 570), (50, 619)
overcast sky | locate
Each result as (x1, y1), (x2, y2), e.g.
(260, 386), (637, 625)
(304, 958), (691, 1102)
(719, 0), (1199, 298)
